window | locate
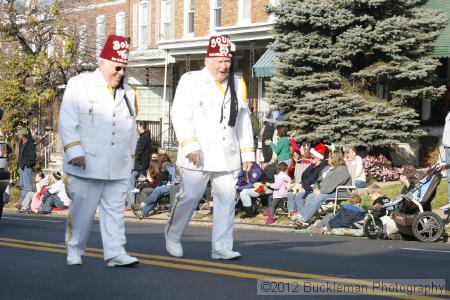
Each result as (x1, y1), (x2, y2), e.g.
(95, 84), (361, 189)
(96, 15), (105, 57)
(116, 12), (126, 36)
(161, 0), (172, 40)
(187, 0), (194, 33)
(132, 3), (138, 47)
(238, 0), (251, 24)
(214, 0), (221, 27)
(47, 37), (54, 57)
(138, 1), (149, 48)
(62, 27), (69, 57)
(79, 25), (87, 57)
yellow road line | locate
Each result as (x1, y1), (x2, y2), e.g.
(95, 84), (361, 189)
(0, 237), (448, 299)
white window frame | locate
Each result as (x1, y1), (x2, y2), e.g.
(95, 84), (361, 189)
(160, 0), (172, 40)
(184, 0), (195, 37)
(96, 15), (106, 57)
(78, 25), (87, 58)
(47, 36), (54, 57)
(116, 12), (126, 36)
(132, 3), (138, 47)
(138, 1), (150, 49)
(238, 0), (251, 25)
(62, 27), (69, 57)
(214, 0), (221, 28)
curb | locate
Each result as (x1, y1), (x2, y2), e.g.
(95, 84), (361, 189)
(2, 207), (298, 232)
(4, 207), (448, 237)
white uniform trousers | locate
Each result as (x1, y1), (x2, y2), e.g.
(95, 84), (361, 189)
(166, 168), (239, 253)
(65, 175), (128, 260)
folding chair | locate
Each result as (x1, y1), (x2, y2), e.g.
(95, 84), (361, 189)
(321, 185), (356, 214)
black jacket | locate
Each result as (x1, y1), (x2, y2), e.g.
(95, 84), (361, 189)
(134, 130), (156, 171)
(301, 159), (328, 195)
(261, 122), (275, 163)
(18, 138), (36, 170)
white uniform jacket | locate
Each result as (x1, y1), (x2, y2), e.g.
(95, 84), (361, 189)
(172, 67), (255, 172)
(59, 69), (137, 180)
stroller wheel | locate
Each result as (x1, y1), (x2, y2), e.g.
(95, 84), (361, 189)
(363, 216), (384, 239)
(412, 211), (444, 242)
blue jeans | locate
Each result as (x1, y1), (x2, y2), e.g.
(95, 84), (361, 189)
(355, 180), (366, 189)
(142, 185), (170, 216)
(40, 194), (64, 213)
(287, 191), (306, 213)
(298, 192), (334, 222)
(446, 147), (450, 204)
(127, 170), (142, 209)
(19, 167), (33, 202)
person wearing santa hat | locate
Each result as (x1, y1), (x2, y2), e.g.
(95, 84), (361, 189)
(167, 35), (255, 260)
(59, 35), (139, 267)
(294, 150), (352, 227)
(286, 143), (329, 222)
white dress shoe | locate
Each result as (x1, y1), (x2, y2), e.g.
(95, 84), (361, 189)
(67, 256), (82, 266)
(211, 249), (241, 260)
(106, 254), (139, 267)
(165, 229), (183, 257)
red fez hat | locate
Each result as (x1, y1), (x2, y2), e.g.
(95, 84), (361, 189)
(206, 35), (235, 58)
(100, 35), (130, 64)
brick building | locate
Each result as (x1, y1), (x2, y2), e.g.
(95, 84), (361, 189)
(125, 0), (280, 146)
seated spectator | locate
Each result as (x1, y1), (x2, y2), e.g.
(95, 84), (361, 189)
(367, 184), (398, 238)
(265, 124), (291, 166)
(294, 150), (352, 226)
(287, 143), (328, 221)
(237, 162), (265, 219)
(398, 164), (431, 212)
(158, 151), (177, 183)
(311, 193), (365, 232)
(133, 154), (175, 219)
(38, 172), (71, 214)
(399, 164), (422, 193)
(29, 171), (49, 213)
(344, 146), (366, 188)
(367, 184), (390, 209)
(264, 162), (291, 224)
(133, 157), (161, 207)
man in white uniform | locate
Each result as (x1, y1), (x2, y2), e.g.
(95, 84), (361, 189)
(167, 35), (255, 260)
(59, 35), (139, 267)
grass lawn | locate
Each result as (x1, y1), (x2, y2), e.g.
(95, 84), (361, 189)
(360, 179), (448, 211)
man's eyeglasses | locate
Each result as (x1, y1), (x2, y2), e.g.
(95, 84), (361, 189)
(115, 66), (126, 72)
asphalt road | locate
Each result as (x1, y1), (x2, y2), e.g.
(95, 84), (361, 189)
(0, 213), (449, 300)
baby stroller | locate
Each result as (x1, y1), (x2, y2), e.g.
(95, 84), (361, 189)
(364, 162), (447, 242)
